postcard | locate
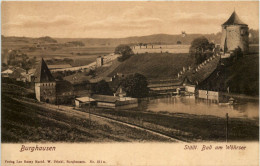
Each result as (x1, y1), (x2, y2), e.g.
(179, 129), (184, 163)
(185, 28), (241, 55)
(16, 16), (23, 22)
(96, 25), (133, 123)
(1, 1), (259, 166)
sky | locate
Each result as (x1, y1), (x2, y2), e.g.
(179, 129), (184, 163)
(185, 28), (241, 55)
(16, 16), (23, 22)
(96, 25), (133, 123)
(1, 1), (259, 38)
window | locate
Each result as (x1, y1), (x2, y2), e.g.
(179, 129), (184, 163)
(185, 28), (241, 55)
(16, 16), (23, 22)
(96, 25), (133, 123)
(240, 29), (247, 36)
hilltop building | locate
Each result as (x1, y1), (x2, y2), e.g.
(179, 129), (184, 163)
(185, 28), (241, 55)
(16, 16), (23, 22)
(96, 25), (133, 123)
(220, 11), (249, 54)
(34, 58), (56, 103)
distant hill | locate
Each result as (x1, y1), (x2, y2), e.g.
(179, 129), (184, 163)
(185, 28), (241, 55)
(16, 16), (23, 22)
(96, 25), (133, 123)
(38, 36), (57, 43)
(55, 33), (222, 46)
(2, 35), (57, 44)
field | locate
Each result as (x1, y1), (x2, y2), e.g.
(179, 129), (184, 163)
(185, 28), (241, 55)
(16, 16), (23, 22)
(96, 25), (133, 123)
(90, 107), (259, 142)
(2, 37), (115, 67)
(25, 46), (115, 67)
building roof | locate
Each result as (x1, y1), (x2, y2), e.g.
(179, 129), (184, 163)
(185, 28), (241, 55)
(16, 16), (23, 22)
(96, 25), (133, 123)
(186, 56), (220, 84)
(34, 58), (55, 83)
(75, 96), (95, 103)
(92, 94), (119, 103)
(222, 11), (247, 26)
(1, 69), (13, 74)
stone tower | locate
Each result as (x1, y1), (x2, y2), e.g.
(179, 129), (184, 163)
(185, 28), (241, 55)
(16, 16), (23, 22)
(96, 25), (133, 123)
(34, 58), (56, 103)
(220, 11), (249, 54)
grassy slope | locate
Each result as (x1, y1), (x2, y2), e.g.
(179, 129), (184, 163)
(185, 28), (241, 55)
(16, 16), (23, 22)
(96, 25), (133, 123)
(1, 94), (170, 143)
(108, 53), (194, 80)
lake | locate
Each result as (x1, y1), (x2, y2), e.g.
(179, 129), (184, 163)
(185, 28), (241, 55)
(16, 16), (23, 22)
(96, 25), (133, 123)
(139, 96), (259, 120)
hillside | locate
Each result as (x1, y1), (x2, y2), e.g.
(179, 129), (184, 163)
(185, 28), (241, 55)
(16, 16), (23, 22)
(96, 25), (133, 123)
(108, 53), (194, 80)
(198, 54), (259, 96)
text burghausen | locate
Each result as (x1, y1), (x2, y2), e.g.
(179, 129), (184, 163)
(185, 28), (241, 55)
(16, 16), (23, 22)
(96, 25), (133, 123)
(20, 145), (56, 152)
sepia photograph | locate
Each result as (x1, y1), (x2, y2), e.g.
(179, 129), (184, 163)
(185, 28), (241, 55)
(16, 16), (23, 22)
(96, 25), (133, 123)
(1, 1), (259, 165)
(1, 0), (259, 143)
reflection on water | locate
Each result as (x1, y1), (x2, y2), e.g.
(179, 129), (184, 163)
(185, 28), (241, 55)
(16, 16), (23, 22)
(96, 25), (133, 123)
(140, 96), (259, 119)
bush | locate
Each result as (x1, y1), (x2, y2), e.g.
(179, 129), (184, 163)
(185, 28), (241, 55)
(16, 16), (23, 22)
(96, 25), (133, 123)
(115, 44), (133, 62)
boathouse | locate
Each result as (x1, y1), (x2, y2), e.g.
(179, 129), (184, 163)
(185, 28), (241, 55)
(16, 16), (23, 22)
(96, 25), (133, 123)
(74, 94), (138, 109)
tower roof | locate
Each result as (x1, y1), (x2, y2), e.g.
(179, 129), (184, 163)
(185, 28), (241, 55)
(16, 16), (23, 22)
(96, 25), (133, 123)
(34, 58), (55, 83)
(222, 11), (247, 26)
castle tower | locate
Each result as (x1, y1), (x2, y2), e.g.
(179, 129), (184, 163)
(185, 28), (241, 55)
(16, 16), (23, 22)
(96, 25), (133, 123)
(220, 11), (249, 54)
(34, 58), (56, 103)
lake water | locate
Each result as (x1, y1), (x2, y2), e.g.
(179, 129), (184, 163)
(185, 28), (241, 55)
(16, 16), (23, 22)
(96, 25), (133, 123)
(139, 96), (259, 120)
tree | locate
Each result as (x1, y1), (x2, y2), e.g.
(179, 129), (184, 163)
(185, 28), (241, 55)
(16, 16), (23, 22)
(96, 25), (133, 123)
(115, 44), (133, 62)
(189, 37), (214, 64)
(121, 73), (149, 98)
(249, 29), (259, 44)
(94, 80), (113, 95)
